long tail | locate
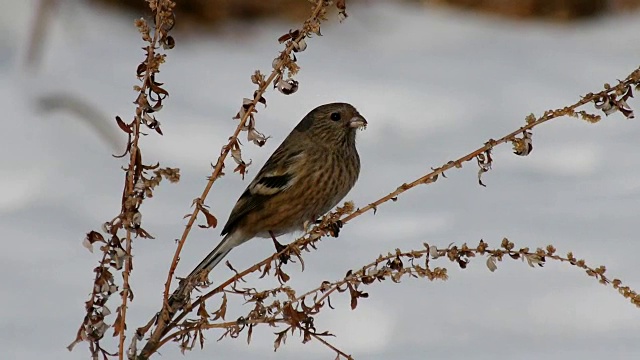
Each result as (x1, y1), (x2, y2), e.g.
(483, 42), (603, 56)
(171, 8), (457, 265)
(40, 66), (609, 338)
(169, 232), (241, 305)
(186, 233), (237, 279)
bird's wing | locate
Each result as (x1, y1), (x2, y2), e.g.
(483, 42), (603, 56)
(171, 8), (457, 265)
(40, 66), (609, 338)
(221, 143), (306, 235)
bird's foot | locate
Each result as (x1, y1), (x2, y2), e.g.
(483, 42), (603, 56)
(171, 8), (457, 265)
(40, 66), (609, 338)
(270, 231), (290, 264)
(328, 220), (343, 237)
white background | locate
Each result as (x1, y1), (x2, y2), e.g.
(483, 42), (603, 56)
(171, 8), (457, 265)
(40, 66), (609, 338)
(1, 1), (640, 359)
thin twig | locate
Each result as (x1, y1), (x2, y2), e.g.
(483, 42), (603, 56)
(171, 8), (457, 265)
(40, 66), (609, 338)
(340, 75), (639, 226)
(311, 334), (352, 360)
(157, 240), (638, 356)
(118, 5), (167, 359)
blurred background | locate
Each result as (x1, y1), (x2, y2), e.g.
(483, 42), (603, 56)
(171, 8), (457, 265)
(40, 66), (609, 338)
(98, 0), (640, 23)
(2, 1), (640, 360)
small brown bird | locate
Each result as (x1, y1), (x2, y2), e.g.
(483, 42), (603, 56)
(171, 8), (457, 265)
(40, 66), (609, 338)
(185, 102), (367, 280)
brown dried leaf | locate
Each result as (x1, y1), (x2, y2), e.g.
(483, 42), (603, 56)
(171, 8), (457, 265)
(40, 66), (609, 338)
(149, 80), (169, 98)
(278, 29), (300, 43)
(113, 306), (126, 337)
(234, 162), (246, 176)
(136, 62), (147, 77)
(276, 267), (290, 283)
(197, 302), (209, 319)
(196, 202), (218, 229)
(112, 135), (132, 158)
(83, 231), (106, 253)
(259, 259), (273, 279)
(115, 116), (132, 134)
(347, 283), (359, 310)
(274, 329), (287, 352)
(247, 324), (254, 345)
(212, 293), (227, 321)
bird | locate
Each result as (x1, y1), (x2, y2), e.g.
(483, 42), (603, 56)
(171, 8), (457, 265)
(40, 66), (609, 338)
(182, 102), (367, 284)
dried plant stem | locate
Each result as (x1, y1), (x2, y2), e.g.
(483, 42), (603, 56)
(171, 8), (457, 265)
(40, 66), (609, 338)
(73, 0), (176, 346)
(157, 320), (242, 349)
(118, 232), (133, 359)
(70, 246), (111, 351)
(311, 334), (352, 360)
(117, 58), (150, 358)
(283, 242), (640, 323)
(158, 240), (639, 356)
(341, 69), (640, 225)
(118, 7), (167, 359)
(164, 256), (278, 331)
(139, 253), (276, 358)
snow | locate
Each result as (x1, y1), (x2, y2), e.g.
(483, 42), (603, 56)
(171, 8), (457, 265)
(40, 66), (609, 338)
(1, 1), (640, 359)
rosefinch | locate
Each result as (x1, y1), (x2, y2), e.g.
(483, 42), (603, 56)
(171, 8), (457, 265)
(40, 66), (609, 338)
(184, 102), (366, 281)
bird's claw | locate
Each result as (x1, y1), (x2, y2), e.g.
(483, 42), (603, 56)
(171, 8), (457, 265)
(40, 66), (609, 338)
(278, 252), (290, 264)
(274, 241), (290, 264)
(271, 232), (290, 264)
(328, 220), (343, 237)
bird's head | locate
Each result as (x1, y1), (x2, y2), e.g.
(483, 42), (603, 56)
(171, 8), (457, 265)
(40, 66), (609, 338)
(295, 102), (367, 147)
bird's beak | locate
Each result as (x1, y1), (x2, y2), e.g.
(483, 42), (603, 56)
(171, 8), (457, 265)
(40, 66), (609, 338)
(348, 116), (367, 129)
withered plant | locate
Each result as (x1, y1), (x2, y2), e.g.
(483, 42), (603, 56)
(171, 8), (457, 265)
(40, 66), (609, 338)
(68, 1), (640, 359)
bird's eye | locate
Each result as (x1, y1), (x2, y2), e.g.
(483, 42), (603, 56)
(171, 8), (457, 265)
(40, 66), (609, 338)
(330, 112), (341, 121)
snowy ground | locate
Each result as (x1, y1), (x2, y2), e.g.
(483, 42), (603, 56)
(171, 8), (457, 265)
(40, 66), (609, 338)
(2, 1), (640, 359)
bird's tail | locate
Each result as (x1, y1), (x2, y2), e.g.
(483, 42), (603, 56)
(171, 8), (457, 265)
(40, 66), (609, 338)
(169, 232), (241, 306)
(186, 233), (237, 279)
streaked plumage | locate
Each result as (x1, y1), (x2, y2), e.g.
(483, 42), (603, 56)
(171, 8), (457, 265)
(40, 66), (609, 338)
(185, 102), (366, 280)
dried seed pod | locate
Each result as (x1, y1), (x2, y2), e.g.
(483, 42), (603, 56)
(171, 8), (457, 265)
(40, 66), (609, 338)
(617, 98), (635, 119)
(512, 131), (533, 156)
(162, 35), (175, 50)
(594, 94), (617, 115)
(292, 38), (307, 52)
(276, 78), (299, 95)
(476, 149), (493, 187)
(250, 70), (265, 86)
(272, 56), (281, 70)
(247, 128), (268, 146)
(337, 0), (348, 22)
(253, 90), (267, 107)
